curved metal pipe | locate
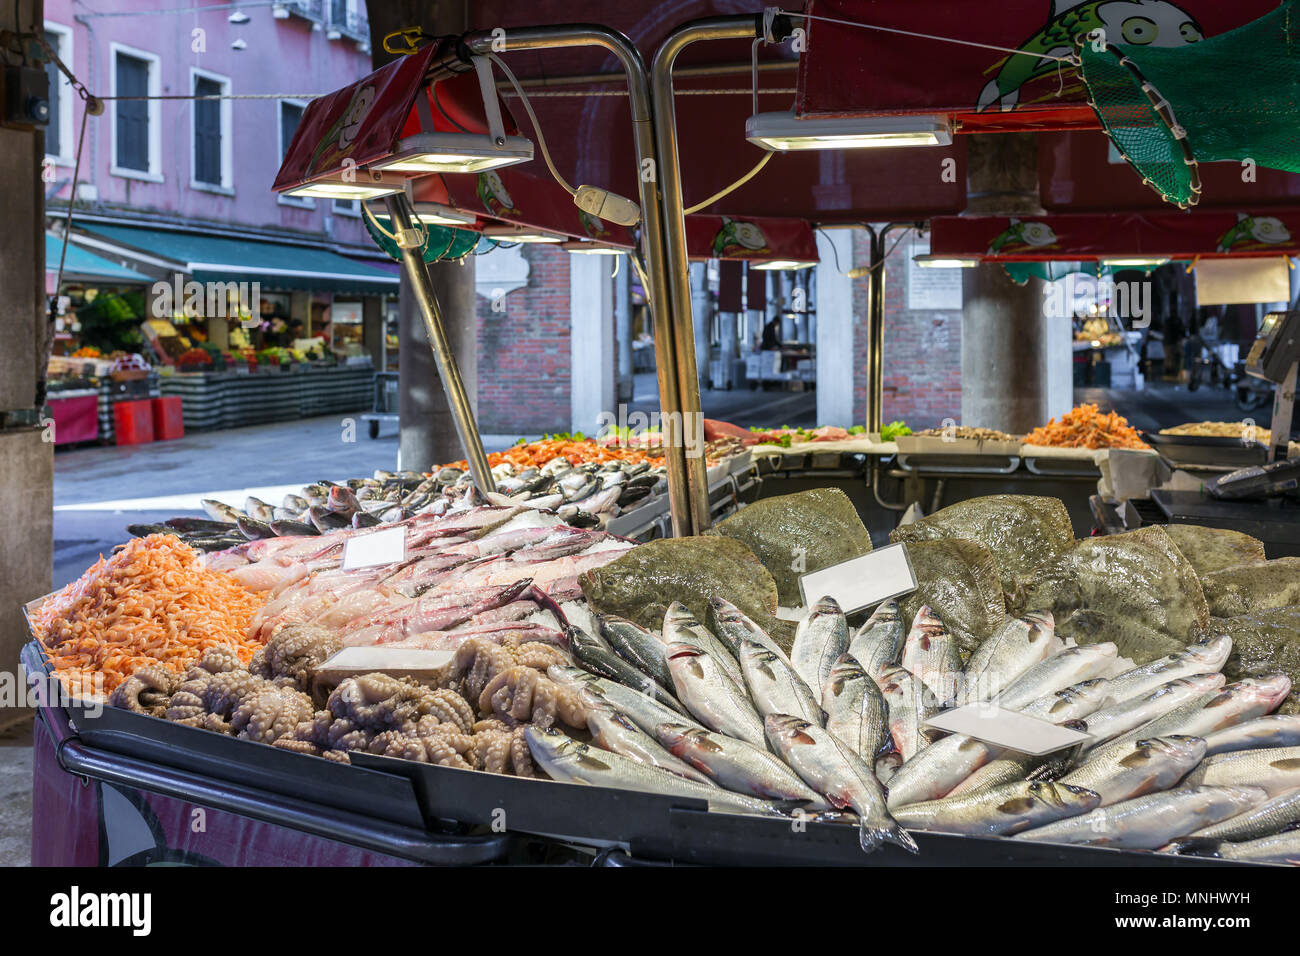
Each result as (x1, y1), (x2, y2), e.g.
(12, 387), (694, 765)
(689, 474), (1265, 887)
(463, 24), (694, 536)
(652, 15), (775, 532)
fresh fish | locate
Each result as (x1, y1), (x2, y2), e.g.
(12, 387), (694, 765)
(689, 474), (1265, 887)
(1079, 675), (1227, 755)
(1020, 678), (1113, 723)
(585, 709), (716, 786)
(282, 494), (310, 512)
(598, 615), (673, 690)
(1015, 787), (1266, 850)
(308, 505), (351, 532)
(666, 641), (767, 748)
(879, 665), (936, 761)
(244, 496), (275, 521)
(894, 780), (1102, 837)
(1106, 676), (1293, 751)
(847, 600), (904, 683)
(127, 523), (177, 537)
(1182, 745), (1300, 796)
(271, 507), (300, 522)
(548, 665), (699, 731)
(352, 511), (381, 529)
(765, 713), (918, 854)
(707, 597), (789, 663)
(1059, 735), (1207, 806)
(822, 654), (890, 761)
(570, 626), (675, 699)
(235, 515), (276, 540)
(992, 643), (1119, 711)
(955, 610), (1060, 706)
(200, 498), (243, 523)
(900, 605), (961, 706)
(738, 638), (822, 725)
(1181, 789), (1300, 843)
(655, 724), (829, 807)
(1202, 715), (1300, 757)
(663, 602), (744, 685)
(270, 519), (319, 537)
(947, 754), (1041, 797)
(523, 727), (782, 817)
(1105, 636), (1234, 704)
(571, 485), (622, 515)
(875, 752), (903, 784)
(166, 516), (240, 534)
(887, 734), (998, 810)
(1175, 829), (1300, 865)
(792, 596), (850, 705)
(327, 485), (362, 517)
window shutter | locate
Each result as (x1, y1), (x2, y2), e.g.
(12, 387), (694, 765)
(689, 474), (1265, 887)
(44, 31), (62, 157)
(115, 54), (150, 172)
(194, 77), (223, 185)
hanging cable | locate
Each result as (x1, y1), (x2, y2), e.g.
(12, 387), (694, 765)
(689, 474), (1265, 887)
(683, 153), (773, 215)
(485, 51), (577, 197)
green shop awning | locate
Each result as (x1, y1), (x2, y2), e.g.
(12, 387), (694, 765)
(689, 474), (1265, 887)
(47, 234), (151, 285)
(76, 224), (399, 294)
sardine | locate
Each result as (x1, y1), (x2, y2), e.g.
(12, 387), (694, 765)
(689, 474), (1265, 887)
(1202, 714), (1300, 757)
(655, 723), (829, 806)
(955, 610), (1060, 706)
(585, 709), (715, 786)
(765, 713), (918, 854)
(900, 606), (961, 706)
(707, 597), (789, 664)
(1079, 675), (1227, 755)
(848, 600), (904, 684)
(666, 642), (767, 747)
(1059, 734), (1207, 806)
(738, 638), (822, 725)
(524, 726), (781, 817)
(547, 664), (700, 732)
(598, 615), (673, 689)
(1015, 786), (1266, 849)
(1182, 788), (1300, 843)
(992, 643), (1119, 711)
(1105, 636), (1234, 704)
(792, 596), (850, 705)
(894, 780), (1102, 836)
(663, 602), (744, 685)
(823, 654), (890, 761)
(1181, 745), (1300, 796)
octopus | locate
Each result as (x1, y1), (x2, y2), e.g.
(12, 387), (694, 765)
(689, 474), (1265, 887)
(443, 637), (581, 728)
(249, 623), (341, 698)
(107, 665), (179, 717)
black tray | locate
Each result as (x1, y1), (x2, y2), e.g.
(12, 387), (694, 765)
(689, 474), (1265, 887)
(1144, 432), (1269, 469)
(21, 641), (426, 829)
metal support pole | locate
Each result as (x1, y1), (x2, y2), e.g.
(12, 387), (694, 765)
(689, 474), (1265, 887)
(864, 221), (923, 433)
(652, 14), (793, 532)
(384, 193), (495, 495)
(462, 24), (695, 537)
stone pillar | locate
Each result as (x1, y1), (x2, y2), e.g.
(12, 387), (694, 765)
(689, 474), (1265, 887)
(615, 255), (634, 403)
(570, 252), (615, 433)
(816, 229), (855, 425)
(398, 257), (478, 471)
(961, 133), (1051, 433)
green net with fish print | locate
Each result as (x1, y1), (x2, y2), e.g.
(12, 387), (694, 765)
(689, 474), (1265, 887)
(1076, 0), (1300, 208)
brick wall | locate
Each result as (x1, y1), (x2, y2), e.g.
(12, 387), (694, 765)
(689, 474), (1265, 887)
(851, 228), (963, 431)
(475, 244), (572, 435)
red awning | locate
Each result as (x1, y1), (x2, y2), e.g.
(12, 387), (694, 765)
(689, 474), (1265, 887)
(930, 210), (1300, 260)
(685, 215), (818, 262)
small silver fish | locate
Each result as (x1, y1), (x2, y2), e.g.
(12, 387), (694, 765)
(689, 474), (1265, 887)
(822, 654), (891, 763)
(901, 606), (961, 706)
(1104, 636), (1234, 704)
(1060, 734), (1207, 806)
(666, 641), (767, 748)
(739, 637), (822, 725)
(1184, 788), (1300, 843)
(1182, 745), (1300, 796)
(894, 780), (1101, 837)
(956, 611), (1060, 706)
(655, 723), (829, 807)
(848, 600), (904, 684)
(791, 596), (850, 706)
(708, 597), (789, 664)
(663, 602), (744, 686)
(1202, 714), (1300, 757)
(879, 664), (936, 761)
(586, 708), (716, 787)
(1078, 674), (1227, 756)
(992, 644), (1119, 711)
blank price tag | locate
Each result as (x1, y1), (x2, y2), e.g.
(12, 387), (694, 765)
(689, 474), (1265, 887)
(924, 704), (1090, 756)
(341, 526), (406, 571)
(798, 542), (917, 614)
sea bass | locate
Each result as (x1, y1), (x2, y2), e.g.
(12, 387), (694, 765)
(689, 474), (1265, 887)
(894, 780), (1101, 837)
(597, 615), (673, 690)
(901, 605), (961, 706)
(707, 597), (789, 664)
(1182, 745), (1300, 796)
(655, 724), (829, 806)
(1105, 636), (1234, 704)
(1015, 787), (1266, 850)
(992, 644), (1119, 711)
(847, 600), (904, 684)
(1202, 714), (1300, 757)
(666, 641), (767, 747)
(547, 664), (697, 727)
(1079, 675), (1227, 755)
(879, 664), (937, 761)
(792, 596), (850, 706)
(955, 610), (1060, 706)
(1106, 676), (1293, 751)
(524, 727), (779, 816)
(738, 637), (822, 725)
(585, 708), (715, 786)
(764, 713), (918, 854)
(1182, 788), (1300, 843)
(1059, 735), (1207, 806)
(663, 602), (745, 686)
(822, 654), (890, 762)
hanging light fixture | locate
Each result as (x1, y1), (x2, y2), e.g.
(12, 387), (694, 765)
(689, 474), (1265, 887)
(370, 57), (533, 175)
(368, 201), (476, 227)
(284, 169), (406, 201)
(750, 259), (816, 271)
(483, 225), (565, 244)
(913, 255), (981, 268)
(561, 240), (623, 255)
(1102, 257), (1170, 268)
(746, 111), (952, 151)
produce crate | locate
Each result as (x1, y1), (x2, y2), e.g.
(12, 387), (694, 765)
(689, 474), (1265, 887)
(151, 396), (185, 440)
(112, 399), (155, 445)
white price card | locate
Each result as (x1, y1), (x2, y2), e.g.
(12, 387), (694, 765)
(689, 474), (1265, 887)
(924, 704), (1091, 756)
(341, 525), (406, 571)
(798, 542), (917, 614)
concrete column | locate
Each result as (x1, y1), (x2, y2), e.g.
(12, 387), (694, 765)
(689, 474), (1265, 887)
(717, 311), (737, 388)
(961, 133), (1052, 433)
(362, 295), (383, 366)
(690, 262), (712, 390)
(570, 252), (616, 433)
(615, 255), (634, 403)
(816, 229), (855, 425)
(398, 257), (477, 471)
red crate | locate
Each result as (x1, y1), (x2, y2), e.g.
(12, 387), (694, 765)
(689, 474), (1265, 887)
(112, 400), (155, 445)
(151, 396), (184, 440)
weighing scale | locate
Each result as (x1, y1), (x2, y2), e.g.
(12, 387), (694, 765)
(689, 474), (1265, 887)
(1244, 308), (1300, 463)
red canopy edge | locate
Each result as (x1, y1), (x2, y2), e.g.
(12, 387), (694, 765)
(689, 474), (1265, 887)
(684, 215), (818, 262)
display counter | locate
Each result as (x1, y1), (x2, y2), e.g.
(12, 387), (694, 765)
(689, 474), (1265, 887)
(159, 364), (374, 431)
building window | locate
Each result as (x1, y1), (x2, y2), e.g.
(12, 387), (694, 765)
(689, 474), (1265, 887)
(333, 198), (360, 217)
(43, 23), (73, 165)
(191, 69), (232, 191)
(278, 99), (313, 207)
(111, 44), (161, 181)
